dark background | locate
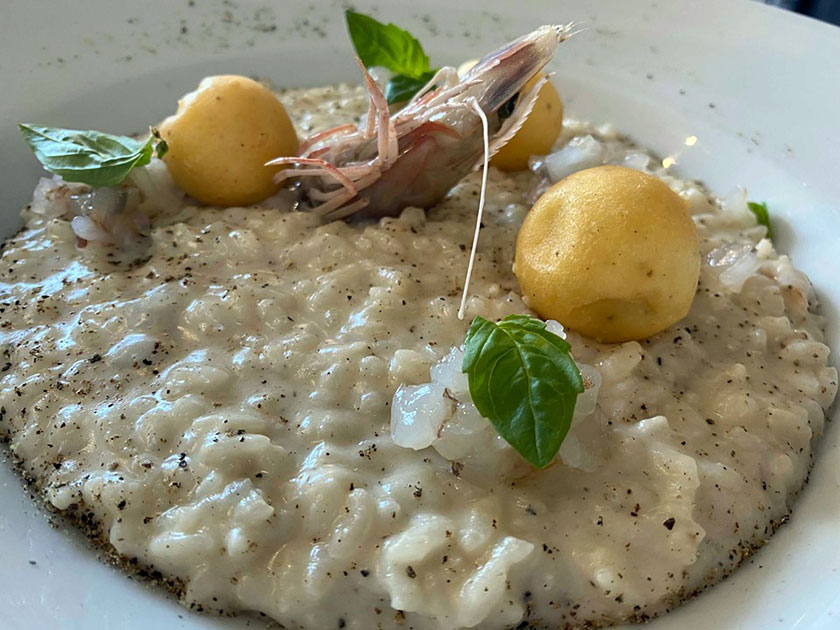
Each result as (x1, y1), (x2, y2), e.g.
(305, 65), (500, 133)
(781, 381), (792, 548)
(765, 0), (840, 25)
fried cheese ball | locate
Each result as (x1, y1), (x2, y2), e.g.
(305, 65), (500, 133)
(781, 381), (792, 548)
(514, 165), (701, 342)
(159, 75), (299, 206)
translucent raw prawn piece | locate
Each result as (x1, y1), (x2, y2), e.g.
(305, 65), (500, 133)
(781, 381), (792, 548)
(390, 331), (603, 483)
(27, 175), (149, 247)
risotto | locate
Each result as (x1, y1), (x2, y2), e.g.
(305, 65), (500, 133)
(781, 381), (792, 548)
(1, 82), (836, 630)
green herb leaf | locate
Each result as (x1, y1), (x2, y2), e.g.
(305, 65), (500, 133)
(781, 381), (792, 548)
(747, 201), (773, 239)
(18, 124), (156, 187)
(462, 314), (584, 468)
(151, 126), (169, 159)
(155, 138), (169, 160)
(385, 69), (438, 105)
(345, 11), (438, 105)
(345, 10), (431, 79)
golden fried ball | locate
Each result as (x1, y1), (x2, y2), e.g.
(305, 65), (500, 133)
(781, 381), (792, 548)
(514, 165), (700, 342)
(159, 75), (299, 206)
(490, 79), (563, 172)
(457, 59), (563, 172)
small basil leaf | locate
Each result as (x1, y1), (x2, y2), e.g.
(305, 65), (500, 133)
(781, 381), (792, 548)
(462, 314), (584, 469)
(19, 124), (155, 187)
(385, 69), (438, 105)
(155, 138), (169, 159)
(747, 201), (772, 239)
(345, 10), (431, 79)
(150, 126), (169, 159)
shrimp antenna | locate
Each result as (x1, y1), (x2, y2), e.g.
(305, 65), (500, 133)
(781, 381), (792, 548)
(458, 97), (490, 321)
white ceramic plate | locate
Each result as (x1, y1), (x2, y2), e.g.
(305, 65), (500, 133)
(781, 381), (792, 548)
(1, 1), (838, 629)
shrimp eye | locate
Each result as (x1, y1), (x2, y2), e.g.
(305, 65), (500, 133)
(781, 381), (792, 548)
(498, 93), (519, 120)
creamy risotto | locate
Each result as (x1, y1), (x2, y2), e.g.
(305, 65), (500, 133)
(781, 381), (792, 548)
(1, 83), (836, 630)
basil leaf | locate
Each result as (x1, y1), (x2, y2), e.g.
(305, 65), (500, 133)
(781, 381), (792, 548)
(747, 201), (773, 239)
(151, 126), (169, 159)
(345, 10), (431, 79)
(155, 139), (169, 159)
(385, 69), (438, 105)
(18, 123), (155, 187)
(462, 314), (584, 469)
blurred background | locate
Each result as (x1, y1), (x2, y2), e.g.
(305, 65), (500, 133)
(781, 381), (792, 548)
(763, 0), (840, 25)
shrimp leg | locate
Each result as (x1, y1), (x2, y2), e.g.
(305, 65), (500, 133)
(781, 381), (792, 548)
(268, 157), (359, 195)
(298, 124), (357, 154)
(355, 58), (398, 168)
(310, 188), (362, 217)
